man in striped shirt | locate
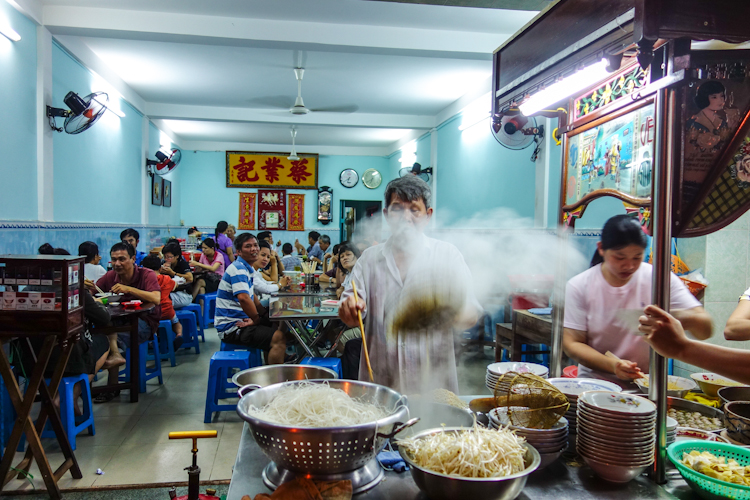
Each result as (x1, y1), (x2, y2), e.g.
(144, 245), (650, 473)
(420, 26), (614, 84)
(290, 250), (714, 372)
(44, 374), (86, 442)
(214, 233), (286, 364)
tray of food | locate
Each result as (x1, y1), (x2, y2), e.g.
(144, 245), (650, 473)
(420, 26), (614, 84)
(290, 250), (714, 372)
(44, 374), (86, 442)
(668, 397), (724, 433)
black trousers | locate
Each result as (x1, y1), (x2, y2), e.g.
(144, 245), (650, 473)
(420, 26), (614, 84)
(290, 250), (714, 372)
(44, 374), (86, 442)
(342, 338), (363, 380)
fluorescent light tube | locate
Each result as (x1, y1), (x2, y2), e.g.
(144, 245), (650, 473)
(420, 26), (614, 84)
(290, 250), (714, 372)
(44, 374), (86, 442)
(0, 24), (21, 42)
(519, 59), (610, 116)
(108, 107), (125, 118)
(458, 114), (489, 131)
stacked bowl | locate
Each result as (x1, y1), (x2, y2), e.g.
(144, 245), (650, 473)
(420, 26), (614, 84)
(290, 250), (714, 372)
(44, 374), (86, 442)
(576, 391), (656, 483)
(546, 378), (623, 434)
(488, 407), (569, 470)
(485, 362), (548, 394)
(666, 416), (677, 445)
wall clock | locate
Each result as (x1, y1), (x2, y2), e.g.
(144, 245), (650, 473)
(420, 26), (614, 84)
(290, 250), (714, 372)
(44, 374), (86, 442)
(339, 168), (359, 188)
(362, 168), (382, 189)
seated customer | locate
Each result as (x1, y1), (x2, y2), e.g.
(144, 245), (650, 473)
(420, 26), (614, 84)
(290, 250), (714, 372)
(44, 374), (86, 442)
(161, 241), (194, 309)
(280, 243), (301, 270)
(214, 233), (287, 364)
(311, 234), (331, 265)
(95, 242), (161, 400)
(252, 241), (291, 297)
(79, 241), (107, 282)
(190, 237), (225, 298)
(141, 255), (184, 350)
(120, 228), (147, 266)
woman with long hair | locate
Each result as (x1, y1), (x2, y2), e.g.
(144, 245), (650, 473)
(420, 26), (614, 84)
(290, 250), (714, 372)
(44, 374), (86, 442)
(214, 221), (235, 264)
(563, 215), (712, 387)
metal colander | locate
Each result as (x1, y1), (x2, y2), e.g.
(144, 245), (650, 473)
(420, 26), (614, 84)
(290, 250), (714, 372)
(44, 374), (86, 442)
(236, 379), (414, 474)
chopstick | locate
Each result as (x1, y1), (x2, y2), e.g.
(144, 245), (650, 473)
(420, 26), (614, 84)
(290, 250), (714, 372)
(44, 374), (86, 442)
(605, 351), (644, 379)
(351, 281), (374, 383)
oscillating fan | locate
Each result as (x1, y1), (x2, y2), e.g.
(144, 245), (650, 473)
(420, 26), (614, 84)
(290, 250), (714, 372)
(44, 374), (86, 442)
(146, 149), (182, 177)
(491, 114), (542, 150)
(46, 91), (109, 134)
(399, 162), (433, 182)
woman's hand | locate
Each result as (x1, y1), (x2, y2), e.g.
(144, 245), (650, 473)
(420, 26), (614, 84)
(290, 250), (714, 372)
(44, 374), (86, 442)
(279, 276), (291, 288)
(160, 264), (175, 276)
(614, 359), (644, 381)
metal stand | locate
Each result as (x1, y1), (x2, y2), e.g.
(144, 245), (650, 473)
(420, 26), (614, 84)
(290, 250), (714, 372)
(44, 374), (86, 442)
(262, 457), (384, 494)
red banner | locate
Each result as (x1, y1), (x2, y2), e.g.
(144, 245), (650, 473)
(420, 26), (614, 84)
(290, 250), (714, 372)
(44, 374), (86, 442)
(238, 192), (256, 230)
(288, 194), (305, 231)
(258, 189), (286, 230)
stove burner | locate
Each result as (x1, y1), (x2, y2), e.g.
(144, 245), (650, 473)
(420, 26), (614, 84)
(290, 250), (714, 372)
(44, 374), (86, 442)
(262, 457), (384, 494)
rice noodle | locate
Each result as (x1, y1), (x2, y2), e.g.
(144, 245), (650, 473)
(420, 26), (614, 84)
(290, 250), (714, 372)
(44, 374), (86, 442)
(246, 381), (389, 427)
(397, 424), (527, 478)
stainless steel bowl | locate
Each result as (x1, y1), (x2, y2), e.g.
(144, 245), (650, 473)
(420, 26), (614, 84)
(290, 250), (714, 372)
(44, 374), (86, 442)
(404, 399), (475, 437)
(232, 364), (338, 396)
(399, 427), (540, 500)
(236, 379), (414, 474)
(718, 386), (750, 406)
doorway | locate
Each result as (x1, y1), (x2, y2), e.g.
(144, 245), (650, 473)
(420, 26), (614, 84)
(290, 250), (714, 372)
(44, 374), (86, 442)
(340, 200), (382, 243)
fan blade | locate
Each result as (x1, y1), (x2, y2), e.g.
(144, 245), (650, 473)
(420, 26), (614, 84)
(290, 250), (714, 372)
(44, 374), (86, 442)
(309, 104), (359, 114)
(246, 95), (294, 109)
(63, 93), (107, 134)
(169, 149), (182, 166)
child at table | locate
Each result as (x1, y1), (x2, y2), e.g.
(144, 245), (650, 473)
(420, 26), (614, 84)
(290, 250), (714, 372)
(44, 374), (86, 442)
(141, 255), (184, 350)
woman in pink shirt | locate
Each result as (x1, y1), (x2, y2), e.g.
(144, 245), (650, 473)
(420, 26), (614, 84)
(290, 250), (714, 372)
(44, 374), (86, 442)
(190, 238), (225, 298)
(563, 215), (712, 387)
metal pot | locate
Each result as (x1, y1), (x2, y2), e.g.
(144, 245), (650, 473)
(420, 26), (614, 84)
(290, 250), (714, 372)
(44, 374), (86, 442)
(232, 364), (338, 397)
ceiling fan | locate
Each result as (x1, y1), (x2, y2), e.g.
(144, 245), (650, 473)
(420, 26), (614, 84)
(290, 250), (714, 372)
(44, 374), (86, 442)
(250, 67), (358, 115)
(288, 127), (300, 161)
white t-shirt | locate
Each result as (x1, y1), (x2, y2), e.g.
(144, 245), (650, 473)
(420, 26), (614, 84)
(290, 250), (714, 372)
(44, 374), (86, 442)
(252, 270), (279, 297)
(564, 262), (701, 385)
(84, 263), (107, 283)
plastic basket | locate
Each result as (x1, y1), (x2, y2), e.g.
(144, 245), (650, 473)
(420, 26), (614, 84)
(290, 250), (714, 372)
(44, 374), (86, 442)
(667, 440), (750, 500)
(680, 276), (707, 297)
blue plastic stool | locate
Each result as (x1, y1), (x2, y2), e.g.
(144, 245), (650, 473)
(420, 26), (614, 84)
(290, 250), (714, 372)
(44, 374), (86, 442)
(41, 374), (94, 450)
(196, 293), (218, 328)
(157, 320), (178, 367)
(119, 337), (163, 393)
(219, 341), (263, 367)
(176, 310), (201, 355)
(180, 303), (205, 342)
(301, 357), (342, 378)
(205, 351), (251, 423)
(0, 375), (14, 451)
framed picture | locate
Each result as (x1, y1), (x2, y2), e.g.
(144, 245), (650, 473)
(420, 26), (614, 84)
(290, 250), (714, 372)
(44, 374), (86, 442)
(163, 179), (172, 207)
(226, 151), (319, 189)
(152, 176), (163, 206)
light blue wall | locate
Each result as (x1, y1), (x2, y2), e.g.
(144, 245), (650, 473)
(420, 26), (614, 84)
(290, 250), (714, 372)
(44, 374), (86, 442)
(147, 121), (181, 225)
(435, 116), (536, 225)
(52, 42), (144, 224)
(0, 3), (37, 221)
(178, 152), (389, 245)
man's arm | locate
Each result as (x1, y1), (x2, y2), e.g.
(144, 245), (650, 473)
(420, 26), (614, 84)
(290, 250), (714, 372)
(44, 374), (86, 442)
(237, 292), (260, 324)
(112, 284), (160, 305)
(724, 300), (750, 341)
(671, 306), (712, 340)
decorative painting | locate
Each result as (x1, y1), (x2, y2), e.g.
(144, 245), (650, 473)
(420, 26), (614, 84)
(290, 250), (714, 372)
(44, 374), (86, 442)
(288, 194), (305, 231)
(151, 176), (163, 206)
(563, 101), (655, 209)
(574, 64), (649, 121)
(238, 192), (256, 230)
(162, 179), (172, 207)
(258, 189), (287, 230)
(680, 77), (750, 209)
(226, 152), (318, 189)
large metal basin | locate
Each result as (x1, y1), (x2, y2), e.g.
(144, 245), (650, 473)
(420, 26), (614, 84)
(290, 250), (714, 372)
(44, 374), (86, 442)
(232, 364), (338, 395)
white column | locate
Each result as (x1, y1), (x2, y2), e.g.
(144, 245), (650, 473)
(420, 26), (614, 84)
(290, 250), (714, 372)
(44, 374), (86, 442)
(534, 118), (553, 228)
(36, 26), (53, 221)
(141, 115), (149, 224)
(430, 127), (438, 216)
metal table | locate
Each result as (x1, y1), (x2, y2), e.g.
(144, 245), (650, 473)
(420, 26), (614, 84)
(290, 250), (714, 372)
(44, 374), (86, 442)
(269, 295), (340, 361)
(226, 423), (701, 500)
(273, 284), (337, 297)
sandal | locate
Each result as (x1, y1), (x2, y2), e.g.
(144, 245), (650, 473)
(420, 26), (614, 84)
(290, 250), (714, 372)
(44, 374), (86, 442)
(93, 390), (120, 404)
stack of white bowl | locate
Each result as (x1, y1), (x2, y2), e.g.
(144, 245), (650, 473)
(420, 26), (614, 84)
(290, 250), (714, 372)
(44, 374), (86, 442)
(485, 362), (549, 394)
(546, 378), (623, 434)
(576, 390), (656, 483)
(666, 416), (677, 445)
(488, 407), (569, 470)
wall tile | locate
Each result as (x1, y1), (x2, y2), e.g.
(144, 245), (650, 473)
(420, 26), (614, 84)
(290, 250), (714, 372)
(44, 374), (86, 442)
(675, 236), (706, 272)
(704, 229), (749, 302)
(727, 211), (750, 232)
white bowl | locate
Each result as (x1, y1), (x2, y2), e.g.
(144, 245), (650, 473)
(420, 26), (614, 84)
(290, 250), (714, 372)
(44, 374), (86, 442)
(486, 362), (549, 377)
(577, 445), (654, 467)
(577, 423), (655, 443)
(578, 391), (657, 415)
(634, 375), (697, 398)
(690, 372), (743, 398)
(546, 378), (623, 397)
(577, 404), (655, 424)
(576, 440), (654, 462)
(581, 456), (649, 483)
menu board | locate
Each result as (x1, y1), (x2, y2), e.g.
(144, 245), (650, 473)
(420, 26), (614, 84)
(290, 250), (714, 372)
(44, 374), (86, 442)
(564, 102), (655, 208)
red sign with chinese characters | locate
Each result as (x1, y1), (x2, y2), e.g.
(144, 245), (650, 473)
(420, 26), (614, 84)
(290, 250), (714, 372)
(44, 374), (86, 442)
(288, 194), (305, 231)
(258, 189), (286, 230)
(238, 192), (256, 230)
(226, 152), (318, 189)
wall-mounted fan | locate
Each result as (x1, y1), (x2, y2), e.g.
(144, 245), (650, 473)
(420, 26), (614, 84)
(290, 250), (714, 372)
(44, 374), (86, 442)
(399, 162), (433, 182)
(146, 148), (181, 177)
(492, 112), (545, 161)
(46, 91), (108, 134)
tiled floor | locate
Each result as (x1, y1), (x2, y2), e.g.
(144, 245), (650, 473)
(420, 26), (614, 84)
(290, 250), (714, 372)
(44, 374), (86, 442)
(2, 331), (493, 493)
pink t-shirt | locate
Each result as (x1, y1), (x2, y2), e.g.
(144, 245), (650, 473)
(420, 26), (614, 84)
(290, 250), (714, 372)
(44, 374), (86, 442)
(564, 262), (701, 385)
(199, 251), (225, 275)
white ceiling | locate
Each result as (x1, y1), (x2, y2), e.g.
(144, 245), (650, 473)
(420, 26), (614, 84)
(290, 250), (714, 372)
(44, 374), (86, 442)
(29, 0), (539, 154)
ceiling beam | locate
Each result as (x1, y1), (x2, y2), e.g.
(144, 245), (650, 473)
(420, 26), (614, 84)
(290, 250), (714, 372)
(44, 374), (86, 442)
(145, 102), (435, 130)
(171, 140), (391, 157)
(42, 5), (509, 57)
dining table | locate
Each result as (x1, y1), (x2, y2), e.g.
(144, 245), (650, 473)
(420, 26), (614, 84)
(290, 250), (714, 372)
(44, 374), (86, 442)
(269, 295), (340, 361)
(91, 302), (155, 403)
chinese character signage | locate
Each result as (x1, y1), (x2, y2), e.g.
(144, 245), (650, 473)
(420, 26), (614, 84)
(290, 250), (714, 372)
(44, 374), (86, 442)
(288, 194), (305, 231)
(238, 192), (256, 230)
(226, 152), (318, 189)
(259, 189), (286, 230)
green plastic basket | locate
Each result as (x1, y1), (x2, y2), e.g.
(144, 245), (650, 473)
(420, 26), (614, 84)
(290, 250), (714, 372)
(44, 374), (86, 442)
(667, 440), (750, 500)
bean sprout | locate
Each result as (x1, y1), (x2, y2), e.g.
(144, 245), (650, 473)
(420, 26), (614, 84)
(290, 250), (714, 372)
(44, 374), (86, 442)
(397, 424), (527, 478)
(246, 381), (389, 427)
